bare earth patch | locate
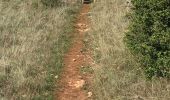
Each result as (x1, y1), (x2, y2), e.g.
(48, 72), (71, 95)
(55, 4), (92, 100)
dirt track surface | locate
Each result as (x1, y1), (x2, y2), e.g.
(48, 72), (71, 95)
(55, 4), (91, 100)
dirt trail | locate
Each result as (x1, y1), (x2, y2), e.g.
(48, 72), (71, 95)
(56, 4), (91, 100)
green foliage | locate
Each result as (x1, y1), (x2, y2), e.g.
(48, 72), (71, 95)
(125, 0), (170, 78)
(41, 0), (62, 7)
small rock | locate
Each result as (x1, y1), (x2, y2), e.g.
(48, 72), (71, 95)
(44, 92), (48, 96)
(73, 59), (76, 62)
(77, 23), (83, 27)
(87, 92), (92, 98)
(134, 95), (144, 100)
(78, 76), (83, 79)
(84, 28), (90, 32)
(55, 75), (58, 79)
(41, 71), (46, 74)
(96, 48), (99, 50)
(22, 94), (27, 98)
(117, 67), (120, 70)
(68, 81), (72, 86)
(81, 66), (84, 68)
(80, 49), (83, 53)
(74, 80), (85, 88)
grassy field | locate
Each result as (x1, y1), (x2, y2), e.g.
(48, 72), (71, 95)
(89, 0), (170, 100)
(0, 0), (79, 99)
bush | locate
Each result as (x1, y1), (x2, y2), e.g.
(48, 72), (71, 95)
(41, 0), (62, 7)
(125, 0), (170, 78)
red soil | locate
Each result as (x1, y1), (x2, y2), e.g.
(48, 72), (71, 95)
(55, 4), (92, 100)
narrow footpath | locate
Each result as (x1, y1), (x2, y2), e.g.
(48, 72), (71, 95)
(56, 4), (92, 100)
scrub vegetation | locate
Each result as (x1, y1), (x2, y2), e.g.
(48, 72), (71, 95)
(90, 0), (170, 99)
(125, 0), (170, 78)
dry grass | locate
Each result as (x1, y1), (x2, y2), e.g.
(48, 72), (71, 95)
(0, 0), (78, 99)
(89, 0), (170, 100)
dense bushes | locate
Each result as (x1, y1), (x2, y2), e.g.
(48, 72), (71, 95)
(125, 0), (170, 78)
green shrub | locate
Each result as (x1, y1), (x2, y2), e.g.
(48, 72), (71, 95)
(125, 0), (170, 78)
(41, 0), (62, 7)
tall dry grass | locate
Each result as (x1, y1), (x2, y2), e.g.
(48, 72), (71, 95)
(90, 0), (170, 99)
(0, 0), (78, 99)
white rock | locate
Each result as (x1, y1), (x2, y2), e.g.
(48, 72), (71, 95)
(87, 92), (92, 97)
(74, 80), (85, 88)
(73, 59), (76, 62)
(22, 94), (27, 98)
(55, 75), (58, 79)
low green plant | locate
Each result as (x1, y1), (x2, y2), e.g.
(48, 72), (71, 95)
(41, 0), (62, 7)
(80, 65), (94, 74)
